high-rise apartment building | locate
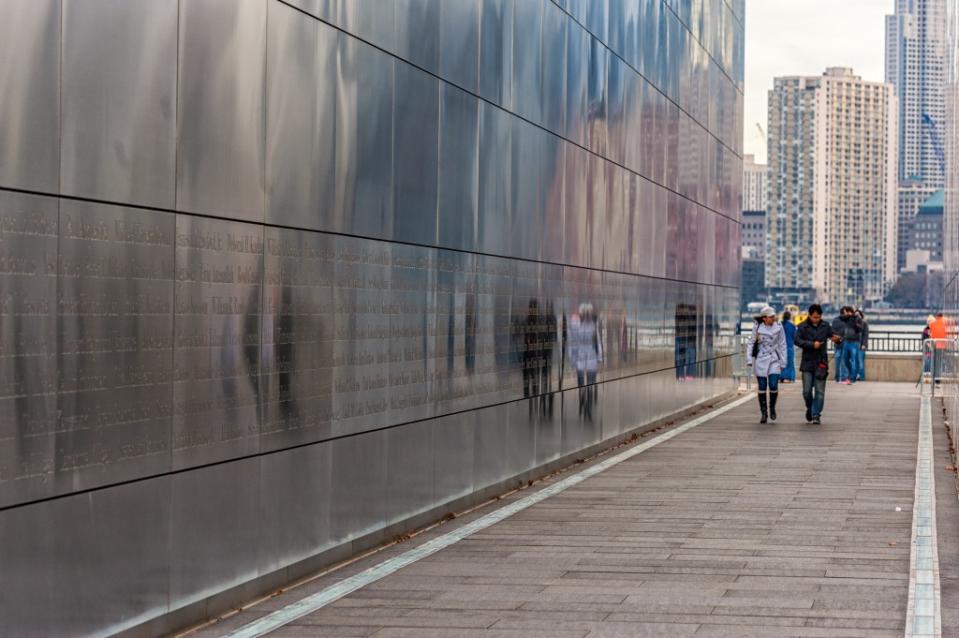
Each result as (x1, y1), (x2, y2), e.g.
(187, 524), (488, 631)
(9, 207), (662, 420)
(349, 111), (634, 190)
(767, 68), (898, 306)
(897, 177), (938, 269)
(743, 154), (768, 211)
(886, 0), (946, 186)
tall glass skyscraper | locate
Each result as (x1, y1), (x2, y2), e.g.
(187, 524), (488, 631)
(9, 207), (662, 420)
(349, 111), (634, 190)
(0, 1), (744, 634)
(886, 0), (947, 187)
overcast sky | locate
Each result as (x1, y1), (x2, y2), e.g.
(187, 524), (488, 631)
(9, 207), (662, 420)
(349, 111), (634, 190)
(744, 0), (890, 164)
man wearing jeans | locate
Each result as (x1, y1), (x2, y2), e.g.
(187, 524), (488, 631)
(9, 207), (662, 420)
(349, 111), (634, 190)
(794, 304), (838, 424)
(839, 307), (863, 383)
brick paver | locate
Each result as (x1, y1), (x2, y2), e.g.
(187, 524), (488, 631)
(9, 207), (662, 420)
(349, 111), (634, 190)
(206, 382), (928, 637)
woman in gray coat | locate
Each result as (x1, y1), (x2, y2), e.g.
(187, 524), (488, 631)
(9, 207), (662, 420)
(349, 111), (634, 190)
(746, 306), (788, 423)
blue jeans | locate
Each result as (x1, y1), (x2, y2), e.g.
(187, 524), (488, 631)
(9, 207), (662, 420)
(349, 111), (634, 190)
(843, 342), (861, 381)
(834, 346), (842, 381)
(782, 346), (796, 381)
(802, 371), (826, 418)
(757, 374), (780, 393)
(856, 346), (866, 381)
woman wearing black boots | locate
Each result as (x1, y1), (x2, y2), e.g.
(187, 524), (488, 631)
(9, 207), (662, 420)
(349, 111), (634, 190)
(746, 306), (788, 423)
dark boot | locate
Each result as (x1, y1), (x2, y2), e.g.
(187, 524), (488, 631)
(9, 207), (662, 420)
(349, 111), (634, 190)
(758, 393), (768, 424)
(769, 391), (778, 421)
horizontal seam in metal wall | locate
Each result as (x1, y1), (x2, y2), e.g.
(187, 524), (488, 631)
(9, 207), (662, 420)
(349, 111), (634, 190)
(558, 0), (745, 101)
(274, 0), (744, 211)
(0, 185), (741, 290)
(0, 353), (736, 515)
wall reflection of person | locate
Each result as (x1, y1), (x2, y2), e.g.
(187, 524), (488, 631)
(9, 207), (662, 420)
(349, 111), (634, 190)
(541, 300), (557, 394)
(521, 299), (541, 398)
(568, 303), (602, 418)
(674, 304), (697, 380)
(277, 283), (298, 422)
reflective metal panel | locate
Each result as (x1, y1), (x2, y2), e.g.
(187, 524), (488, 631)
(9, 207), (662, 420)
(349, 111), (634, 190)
(61, 0), (177, 208)
(477, 102), (513, 255)
(0, 476), (171, 636)
(433, 411), (475, 504)
(510, 120), (544, 261)
(393, 63), (439, 245)
(170, 459), (259, 607)
(334, 34), (394, 238)
(437, 85), (480, 252)
(511, 0), (543, 124)
(57, 200), (174, 494)
(394, 0), (441, 73)
(0, 2), (744, 634)
(336, 0), (395, 52)
(386, 420), (434, 523)
(257, 442), (332, 573)
(176, 0), (266, 221)
(266, 3), (337, 231)
(173, 215), (263, 469)
(261, 227), (334, 452)
(565, 22), (589, 147)
(479, 0), (513, 108)
(542, 3), (568, 136)
(0, 0), (60, 191)
(0, 192), (58, 508)
(285, 0), (335, 21)
(330, 428), (388, 543)
(439, 0), (480, 93)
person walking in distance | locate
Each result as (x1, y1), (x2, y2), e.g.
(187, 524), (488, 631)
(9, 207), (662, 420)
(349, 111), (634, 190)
(831, 308), (847, 383)
(840, 307), (863, 384)
(794, 304), (839, 424)
(856, 309), (868, 381)
(781, 310), (797, 383)
(930, 311), (948, 383)
(746, 306), (787, 424)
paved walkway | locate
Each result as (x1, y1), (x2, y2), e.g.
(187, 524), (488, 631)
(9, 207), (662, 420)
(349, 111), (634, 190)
(196, 382), (959, 638)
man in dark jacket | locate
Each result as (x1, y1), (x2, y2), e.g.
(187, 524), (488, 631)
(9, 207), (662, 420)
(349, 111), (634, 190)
(795, 304), (838, 424)
(856, 309), (868, 381)
(840, 307), (863, 383)
(831, 309), (846, 382)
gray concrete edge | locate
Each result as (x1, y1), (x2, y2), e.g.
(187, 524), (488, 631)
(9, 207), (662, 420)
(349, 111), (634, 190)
(117, 389), (739, 638)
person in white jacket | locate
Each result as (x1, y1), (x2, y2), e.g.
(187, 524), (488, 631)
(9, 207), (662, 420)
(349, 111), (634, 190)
(747, 306), (788, 423)
(568, 303), (602, 418)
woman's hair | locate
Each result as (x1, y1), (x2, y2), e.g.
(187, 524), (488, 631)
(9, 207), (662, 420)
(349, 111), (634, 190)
(782, 311), (791, 321)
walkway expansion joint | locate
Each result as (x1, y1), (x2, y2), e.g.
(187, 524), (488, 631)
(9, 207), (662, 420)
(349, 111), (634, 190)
(905, 394), (943, 637)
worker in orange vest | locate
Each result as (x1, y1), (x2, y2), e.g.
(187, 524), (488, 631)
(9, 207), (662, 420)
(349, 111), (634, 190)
(929, 312), (948, 382)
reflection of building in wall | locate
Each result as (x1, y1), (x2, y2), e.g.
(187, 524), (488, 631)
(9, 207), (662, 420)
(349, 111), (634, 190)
(767, 68), (898, 307)
(897, 178), (938, 269)
(743, 154), (767, 211)
(885, 0), (946, 186)
(0, 1), (743, 636)
(741, 257), (766, 309)
(741, 209), (766, 260)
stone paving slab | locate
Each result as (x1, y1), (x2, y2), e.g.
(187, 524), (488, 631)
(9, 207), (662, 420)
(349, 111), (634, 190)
(202, 382), (930, 637)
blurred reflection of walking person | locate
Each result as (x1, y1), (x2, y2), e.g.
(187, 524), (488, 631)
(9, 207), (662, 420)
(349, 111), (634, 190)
(781, 311), (797, 383)
(746, 306), (787, 424)
(569, 303), (602, 418)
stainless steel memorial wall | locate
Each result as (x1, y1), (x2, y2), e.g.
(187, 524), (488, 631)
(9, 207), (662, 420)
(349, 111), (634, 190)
(0, 0), (744, 634)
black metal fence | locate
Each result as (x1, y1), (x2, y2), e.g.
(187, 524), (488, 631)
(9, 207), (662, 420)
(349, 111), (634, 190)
(864, 331), (923, 353)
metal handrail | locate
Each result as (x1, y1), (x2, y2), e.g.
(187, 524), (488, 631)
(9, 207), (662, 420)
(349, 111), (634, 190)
(921, 338), (959, 396)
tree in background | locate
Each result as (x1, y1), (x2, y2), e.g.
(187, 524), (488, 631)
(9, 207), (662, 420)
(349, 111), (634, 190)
(884, 271), (944, 308)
